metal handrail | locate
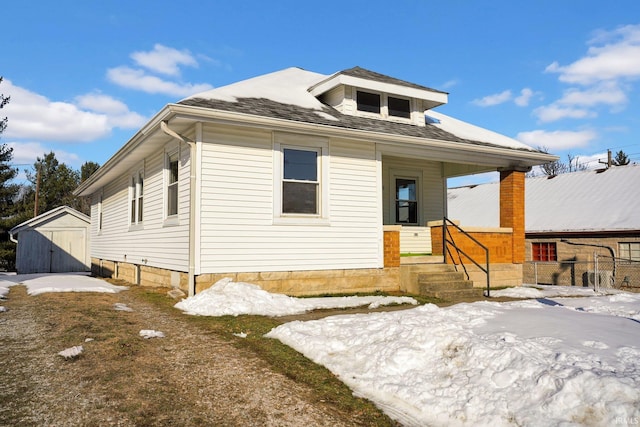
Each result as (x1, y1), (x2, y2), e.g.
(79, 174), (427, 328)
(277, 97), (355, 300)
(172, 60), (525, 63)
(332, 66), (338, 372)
(442, 217), (491, 297)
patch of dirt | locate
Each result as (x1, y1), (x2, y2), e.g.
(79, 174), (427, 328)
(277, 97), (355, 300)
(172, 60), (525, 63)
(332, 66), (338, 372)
(0, 285), (368, 426)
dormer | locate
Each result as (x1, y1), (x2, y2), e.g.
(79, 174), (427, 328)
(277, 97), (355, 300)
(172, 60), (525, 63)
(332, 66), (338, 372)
(309, 67), (448, 127)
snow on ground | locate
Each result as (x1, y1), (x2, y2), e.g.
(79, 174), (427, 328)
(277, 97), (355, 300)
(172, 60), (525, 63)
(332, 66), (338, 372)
(266, 293), (640, 426)
(0, 272), (127, 295)
(174, 278), (417, 317)
(3, 272), (638, 424)
(491, 283), (604, 299)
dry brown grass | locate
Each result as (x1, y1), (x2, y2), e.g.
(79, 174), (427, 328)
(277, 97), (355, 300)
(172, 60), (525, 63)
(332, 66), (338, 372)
(0, 283), (396, 426)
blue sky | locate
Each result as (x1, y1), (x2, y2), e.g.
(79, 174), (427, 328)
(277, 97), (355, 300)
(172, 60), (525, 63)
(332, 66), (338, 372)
(2, 1), (640, 185)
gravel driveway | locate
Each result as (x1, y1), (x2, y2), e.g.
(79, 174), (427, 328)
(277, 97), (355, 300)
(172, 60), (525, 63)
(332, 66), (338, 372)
(0, 284), (374, 426)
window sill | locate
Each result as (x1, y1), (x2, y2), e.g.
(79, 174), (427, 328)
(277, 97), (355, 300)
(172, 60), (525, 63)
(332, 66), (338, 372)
(128, 224), (144, 232)
(163, 216), (180, 227)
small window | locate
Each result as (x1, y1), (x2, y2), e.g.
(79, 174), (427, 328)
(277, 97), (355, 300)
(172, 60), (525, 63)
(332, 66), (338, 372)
(130, 172), (144, 226)
(97, 194), (103, 232)
(282, 148), (319, 214)
(167, 153), (179, 217)
(532, 242), (557, 262)
(396, 178), (418, 224)
(619, 242), (640, 261)
(388, 96), (411, 118)
(357, 91), (381, 114)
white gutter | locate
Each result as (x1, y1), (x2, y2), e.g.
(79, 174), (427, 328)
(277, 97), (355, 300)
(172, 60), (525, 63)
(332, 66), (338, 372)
(161, 120), (198, 297)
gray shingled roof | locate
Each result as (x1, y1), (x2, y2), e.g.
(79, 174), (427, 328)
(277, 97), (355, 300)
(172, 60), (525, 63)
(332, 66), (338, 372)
(338, 66), (448, 94)
(178, 66), (540, 153)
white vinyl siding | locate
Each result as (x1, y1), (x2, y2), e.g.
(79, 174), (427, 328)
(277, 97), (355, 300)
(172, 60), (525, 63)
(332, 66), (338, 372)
(198, 125), (381, 273)
(382, 156), (444, 226)
(89, 145), (190, 272)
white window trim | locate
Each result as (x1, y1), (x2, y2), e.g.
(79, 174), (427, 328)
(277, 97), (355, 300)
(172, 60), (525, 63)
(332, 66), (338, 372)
(128, 167), (144, 230)
(97, 191), (103, 234)
(163, 147), (181, 226)
(390, 169), (422, 225)
(273, 133), (329, 225)
(619, 242), (640, 261)
(353, 88), (415, 124)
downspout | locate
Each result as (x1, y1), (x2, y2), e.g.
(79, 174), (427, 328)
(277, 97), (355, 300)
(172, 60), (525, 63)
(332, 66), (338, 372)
(161, 120), (198, 296)
(8, 230), (18, 244)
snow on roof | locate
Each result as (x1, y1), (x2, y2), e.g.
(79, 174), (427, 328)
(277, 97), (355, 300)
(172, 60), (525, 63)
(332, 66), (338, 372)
(447, 165), (640, 233)
(426, 110), (534, 151)
(183, 67), (539, 152)
(183, 67), (329, 110)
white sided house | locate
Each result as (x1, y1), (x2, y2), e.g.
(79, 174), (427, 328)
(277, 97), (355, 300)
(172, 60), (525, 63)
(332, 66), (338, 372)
(75, 67), (556, 296)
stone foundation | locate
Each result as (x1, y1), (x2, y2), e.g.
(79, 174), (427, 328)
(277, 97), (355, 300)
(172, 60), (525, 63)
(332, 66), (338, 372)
(92, 258), (400, 296)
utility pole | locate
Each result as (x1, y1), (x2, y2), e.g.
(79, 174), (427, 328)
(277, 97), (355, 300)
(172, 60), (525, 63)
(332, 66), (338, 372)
(34, 164), (40, 217)
(598, 149), (613, 169)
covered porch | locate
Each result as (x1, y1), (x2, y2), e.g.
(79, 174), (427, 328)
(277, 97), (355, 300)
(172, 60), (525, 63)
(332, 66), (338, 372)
(380, 147), (529, 293)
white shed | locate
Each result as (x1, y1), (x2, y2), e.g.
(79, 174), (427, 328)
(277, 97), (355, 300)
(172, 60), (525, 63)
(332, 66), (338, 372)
(9, 206), (91, 274)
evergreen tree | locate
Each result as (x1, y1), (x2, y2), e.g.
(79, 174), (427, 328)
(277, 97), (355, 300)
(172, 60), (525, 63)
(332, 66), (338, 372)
(80, 161), (100, 182)
(613, 150), (630, 166)
(0, 77), (9, 135)
(26, 152), (81, 215)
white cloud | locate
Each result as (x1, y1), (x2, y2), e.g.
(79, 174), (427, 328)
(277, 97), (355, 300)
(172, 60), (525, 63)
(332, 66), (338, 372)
(131, 44), (198, 76)
(1, 80), (145, 142)
(514, 88), (535, 107)
(107, 66), (213, 97)
(556, 81), (627, 107)
(516, 129), (597, 150)
(2, 80), (110, 142)
(441, 79), (459, 89)
(533, 104), (596, 123)
(8, 141), (81, 167)
(545, 24), (640, 85)
(75, 93), (147, 128)
(471, 90), (512, 107)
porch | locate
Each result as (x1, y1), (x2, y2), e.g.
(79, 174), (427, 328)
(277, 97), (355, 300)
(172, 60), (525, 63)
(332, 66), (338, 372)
(382, 168), (527, 295)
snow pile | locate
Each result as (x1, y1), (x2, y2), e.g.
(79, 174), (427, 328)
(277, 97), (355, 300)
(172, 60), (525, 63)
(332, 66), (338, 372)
(139, 330), (165, 339)
(267, 296), (640, 426)
(174, 278), (417, 317)
(491, 284), (601, 299)
(114, 303), (133, 312)
(58, 345), (83, 359)
(22, 273), (128, 295)
(0, 306), (6, 313)
(0, 285), (9, 299)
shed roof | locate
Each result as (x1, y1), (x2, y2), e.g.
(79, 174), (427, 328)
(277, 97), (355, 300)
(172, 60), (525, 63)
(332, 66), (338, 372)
(447, 165), (640, 233)
(9, 206), (90, 238)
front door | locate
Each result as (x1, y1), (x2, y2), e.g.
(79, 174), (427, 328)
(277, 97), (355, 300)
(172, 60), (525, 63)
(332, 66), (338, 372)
(394, 177), (418, 225)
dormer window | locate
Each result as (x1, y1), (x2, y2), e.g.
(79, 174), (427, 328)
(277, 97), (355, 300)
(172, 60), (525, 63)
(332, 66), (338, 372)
(388, 96), (410, 119)
(357, 91), (380, 114)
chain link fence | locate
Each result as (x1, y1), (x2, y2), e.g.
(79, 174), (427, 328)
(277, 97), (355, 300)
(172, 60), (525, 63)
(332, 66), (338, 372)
(524, 254), (640, 292)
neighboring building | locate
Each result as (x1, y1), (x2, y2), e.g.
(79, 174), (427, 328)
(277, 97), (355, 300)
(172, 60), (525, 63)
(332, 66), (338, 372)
(9, 206), (91, 274)
(448, 165), (640, 287)
(75, 66), (555, 295)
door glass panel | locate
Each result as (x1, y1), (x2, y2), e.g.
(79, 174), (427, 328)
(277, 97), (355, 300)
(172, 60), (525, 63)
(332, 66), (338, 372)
(396, 178), (418, 224)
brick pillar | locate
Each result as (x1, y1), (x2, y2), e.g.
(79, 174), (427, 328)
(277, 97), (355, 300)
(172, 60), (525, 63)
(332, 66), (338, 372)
(383, 227), (401, 267)
(499, 169), (525, 263)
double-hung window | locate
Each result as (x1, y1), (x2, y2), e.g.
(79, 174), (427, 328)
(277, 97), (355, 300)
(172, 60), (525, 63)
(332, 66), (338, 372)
(274, 133), (328, 222)
(166, 151), (179, 218)
(282, 148), (319, 214)
(130, 171), (144, 226)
